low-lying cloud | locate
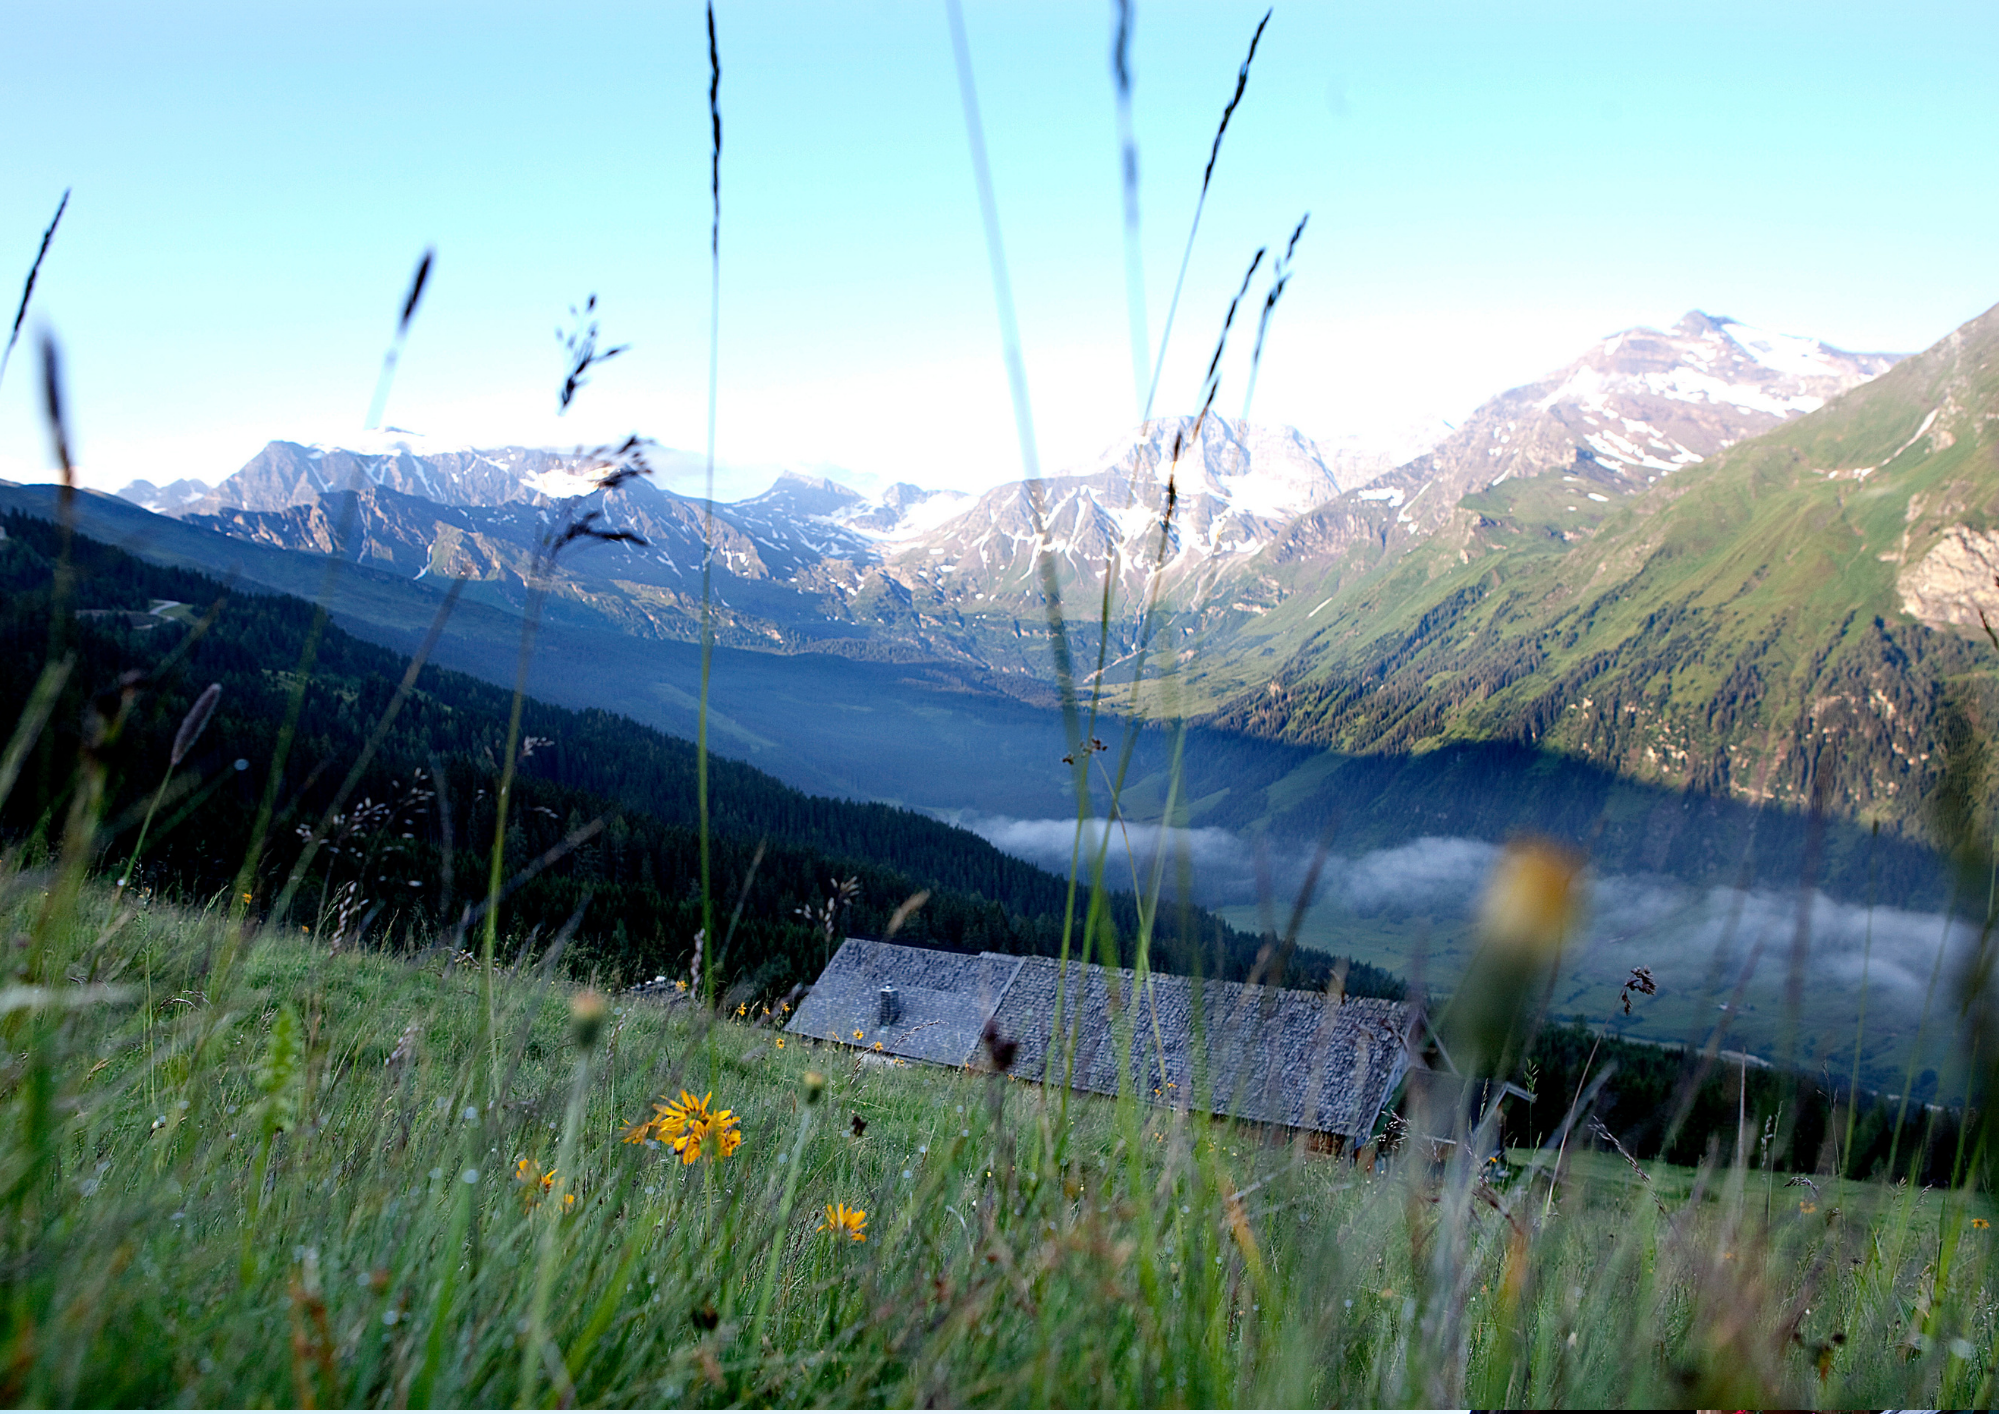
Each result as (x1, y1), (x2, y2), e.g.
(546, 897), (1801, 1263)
(961, 815), (1982, 1032)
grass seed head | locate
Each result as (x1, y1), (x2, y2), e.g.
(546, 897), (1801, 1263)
(570, 988), (606, 1049)
(1478, 837), (1583, 958)
(170, 683), (223, 768)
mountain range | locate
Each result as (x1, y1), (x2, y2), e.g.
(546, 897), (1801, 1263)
(79, 305), (1996, 854)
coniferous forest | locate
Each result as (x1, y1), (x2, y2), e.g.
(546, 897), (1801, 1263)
(0, 510), (1401, 1003)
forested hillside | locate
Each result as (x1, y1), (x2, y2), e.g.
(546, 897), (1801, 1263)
(0, 512), (1400, 1001)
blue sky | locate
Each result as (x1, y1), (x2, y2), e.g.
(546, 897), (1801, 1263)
(1, 1), (1993, 499)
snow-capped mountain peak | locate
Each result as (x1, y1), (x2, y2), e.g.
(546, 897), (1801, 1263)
(1362, 310), (1900, 530)
(114, 477), (214, 513)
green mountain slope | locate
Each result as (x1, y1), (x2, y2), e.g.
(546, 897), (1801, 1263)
(1207, 307), (1998, 839)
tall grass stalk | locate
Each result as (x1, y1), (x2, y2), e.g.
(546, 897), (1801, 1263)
(1141, 8), (1269, 420)
(0, 188), (66, 390)
(697, 0), (724, 1010)
(272, 577), (464, 923)
(1111, 0), (1147, 415)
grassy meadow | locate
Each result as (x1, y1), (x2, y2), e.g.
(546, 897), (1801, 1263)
(1, 883), (1992, 1408)
(0, 8), (1991, 1408)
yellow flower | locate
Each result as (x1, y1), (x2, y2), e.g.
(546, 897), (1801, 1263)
(645, 1090), (742, 1165)
(1799, 1201), (1818, 1214)
(1973, 1217), (1992, 1230)
(515, 1158), (559, 1211)
(873, 1042), (884, 1052)
(673, 979), (687, 992)
(676, 1111), (742, 1164)
(818, 1202), (867, 1242)
(853, 1029), (864, 1041)
(736, 1004), (747, 1017)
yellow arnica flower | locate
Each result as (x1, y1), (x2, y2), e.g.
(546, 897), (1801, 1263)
(775, 1038), (785, 1049)
(619, 1089), (741, 1163)
(873, 1042), (884, 1052)
(853, 1029), (864, 1041)
(515, 1158), (561, 1211)
(1973, 1217), (1991, 1229)
(818, 1202), (867, 1242)
(656, 1089), (710, 1139)
(646, 1090), (743, 1165)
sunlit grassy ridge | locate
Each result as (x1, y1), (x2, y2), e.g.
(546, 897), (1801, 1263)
(1201, 306), (1998, 834)
(6, 884), (1991, 1408)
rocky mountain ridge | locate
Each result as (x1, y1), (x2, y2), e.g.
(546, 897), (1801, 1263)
(1373, 310), (1899, 539)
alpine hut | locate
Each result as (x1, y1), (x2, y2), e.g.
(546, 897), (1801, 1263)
(785, 938), (1415, 1149)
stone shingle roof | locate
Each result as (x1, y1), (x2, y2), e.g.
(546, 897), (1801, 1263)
(784, 939), (1024, 1068)
(785, 938), (1413, 1141)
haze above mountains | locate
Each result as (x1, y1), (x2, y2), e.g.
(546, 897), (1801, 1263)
(67, 304), (1994, 872)
(117, 309), (1914, 657)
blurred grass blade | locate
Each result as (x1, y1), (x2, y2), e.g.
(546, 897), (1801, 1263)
(0, 983), (136, 1015)
(1112, 0), (1147, 415)
(364, 246), (435, 429)
(0, 188), (67, 391)
(0, 655), (72, 814)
